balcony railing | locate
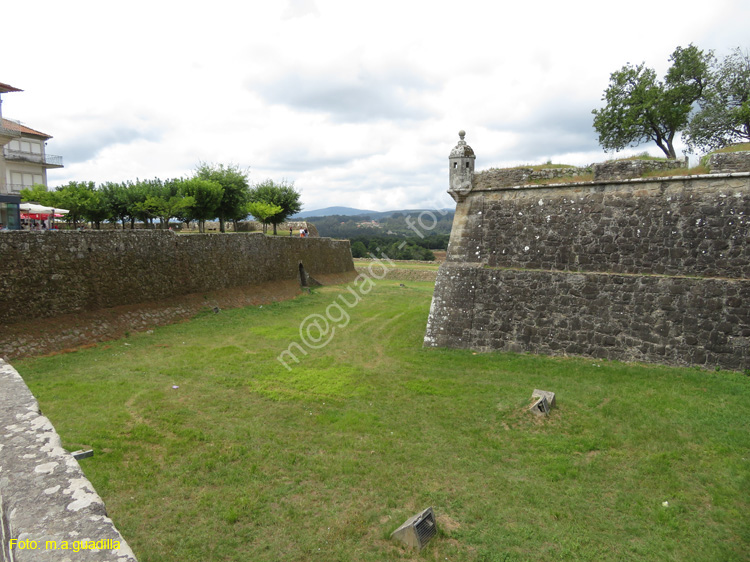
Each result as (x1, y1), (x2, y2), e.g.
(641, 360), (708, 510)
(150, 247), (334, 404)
(0, 118), (22, 138)
(1, 184), (24, 195)
(2, 147), (63, 167)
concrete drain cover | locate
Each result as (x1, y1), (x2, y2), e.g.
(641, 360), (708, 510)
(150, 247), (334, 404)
(530, 389), (556, 416)
(391, 506), (437, 550)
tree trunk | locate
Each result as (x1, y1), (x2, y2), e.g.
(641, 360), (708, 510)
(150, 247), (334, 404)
(219, 216), (226, 233)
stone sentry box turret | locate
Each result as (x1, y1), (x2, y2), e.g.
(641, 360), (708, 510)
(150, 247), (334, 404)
(426, 132), (750, 371)
(448, 130), (475, 202)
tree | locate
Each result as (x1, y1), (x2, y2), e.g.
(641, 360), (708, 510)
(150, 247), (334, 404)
(685, 47), (750, 151)
(178, 177), (224, 233)
(99, 182), (132, 228)
(246, 201), (283, 234)
(54, 181), (96, 229)
(248, 179), (302, 235)
(194, 163), (250, 233)
(20, 184), (52, 204)
(84, 189), (110, 229)
(128, 179), (159, 228)
(350, 241), (368, 258)
(137, 178), (190, 229)
(592, 44), (713, 158)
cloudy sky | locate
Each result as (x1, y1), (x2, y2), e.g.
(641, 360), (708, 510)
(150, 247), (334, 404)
(3, 0), (748, 212)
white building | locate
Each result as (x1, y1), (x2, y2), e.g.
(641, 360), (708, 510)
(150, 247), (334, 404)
(0, 81), (63, 229)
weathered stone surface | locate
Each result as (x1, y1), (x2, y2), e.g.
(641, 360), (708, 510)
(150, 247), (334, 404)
(427, 135), (750, 371)
(532, 389), (556, 409)
(445, 176), (750, 279)
(0, 231), (355, 325)
(474, 166), (589, 189)
(709, 151), (750, 174)
(426, 265), (750, 371)
(592, 158), (687, 181)
(0, 359), (138, 561)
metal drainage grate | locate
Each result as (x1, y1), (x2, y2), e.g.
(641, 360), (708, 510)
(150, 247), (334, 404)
(391, 507), (437, 550)
(414, 508), (437, 546)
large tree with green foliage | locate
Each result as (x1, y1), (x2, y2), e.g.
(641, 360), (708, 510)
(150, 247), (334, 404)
(592, 44), (714, 158)
(84, 190), (110, 229)
(684, 47), (750, 151)
(126, 179), (157, 228)
(19, 184), (52, 205)
(246, 201), (283, 234)
(350, 241), (368, 258)
(178, 177), (224, 233)
(248, 179), (302, 235)
(194, 163), (250, 233)
(53, 181), (97, 229)
(137, 178), (192, 229)
(99, 182), (132, 228)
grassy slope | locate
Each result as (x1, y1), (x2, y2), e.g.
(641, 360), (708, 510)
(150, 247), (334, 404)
(15, 281), (750, 562)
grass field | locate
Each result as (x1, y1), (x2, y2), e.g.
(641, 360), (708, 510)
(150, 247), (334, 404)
(15, 279), (750, 561)
(353, 258), (441, 271)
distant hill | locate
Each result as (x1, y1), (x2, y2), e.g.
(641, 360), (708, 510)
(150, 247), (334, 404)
(295, 206), (454, 220)
(299, 208), (455, 240)
(293, 206), (378, 219)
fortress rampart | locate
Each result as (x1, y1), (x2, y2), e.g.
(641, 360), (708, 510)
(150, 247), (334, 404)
(425, 133), (750, 370)
(0, 231), (355, 325)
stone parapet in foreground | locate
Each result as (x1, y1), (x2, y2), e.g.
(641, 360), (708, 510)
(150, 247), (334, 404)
(0, 359), (138, 561)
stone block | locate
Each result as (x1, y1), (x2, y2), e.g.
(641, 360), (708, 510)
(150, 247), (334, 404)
(532, 389), (556, 407)
(71, 449), (94, 460)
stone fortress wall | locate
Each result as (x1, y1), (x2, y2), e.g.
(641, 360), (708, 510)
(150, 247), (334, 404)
(425, 134), (750, 371)
(0, 230), (354, 325)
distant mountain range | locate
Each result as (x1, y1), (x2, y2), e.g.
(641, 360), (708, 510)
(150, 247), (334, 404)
(293, 206), (453, 219)
(292, 206), (378, 218)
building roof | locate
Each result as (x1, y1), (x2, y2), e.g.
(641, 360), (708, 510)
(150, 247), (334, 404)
(1, 118), (52, 139)
(0, 82), (23, 94)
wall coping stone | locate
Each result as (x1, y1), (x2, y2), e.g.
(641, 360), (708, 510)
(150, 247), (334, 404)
(0, 359), (138, 561)
(468, 170), (750, 193)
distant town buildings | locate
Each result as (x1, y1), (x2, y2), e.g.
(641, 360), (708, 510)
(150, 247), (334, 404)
(0, 81), (63, 229)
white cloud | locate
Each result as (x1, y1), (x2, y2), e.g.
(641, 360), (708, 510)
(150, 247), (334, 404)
(2, 0), (748, 211)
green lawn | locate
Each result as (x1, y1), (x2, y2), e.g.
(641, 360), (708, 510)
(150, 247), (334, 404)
(15, 280), (750, 561)
(353, 258), (441, 271)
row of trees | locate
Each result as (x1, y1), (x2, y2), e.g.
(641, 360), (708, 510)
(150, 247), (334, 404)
(593, 45), (750, 158)
(20, 163), (302, 233)
(351, 240), (436, 261)
(349, 235), (448, 260)
(307, 212), (454, 239)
